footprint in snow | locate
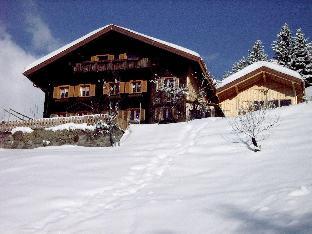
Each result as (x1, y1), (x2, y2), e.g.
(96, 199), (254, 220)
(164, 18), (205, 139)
(288, 186), (310, 197)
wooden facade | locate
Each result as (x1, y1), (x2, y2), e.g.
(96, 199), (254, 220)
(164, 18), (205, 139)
(23, 24), (221, 124)
(217, 65), (305, 117)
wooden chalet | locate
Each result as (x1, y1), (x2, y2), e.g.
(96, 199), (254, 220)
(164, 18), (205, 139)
(216, 61), (305, 117)
(23, 24), (221, 124)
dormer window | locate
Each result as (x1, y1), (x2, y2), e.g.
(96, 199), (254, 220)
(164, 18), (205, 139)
(80, 85), (90, 97)
(60, 87), (69, 98)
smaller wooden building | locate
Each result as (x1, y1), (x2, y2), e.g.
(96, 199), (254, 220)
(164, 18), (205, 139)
(216, 61), (305, 117)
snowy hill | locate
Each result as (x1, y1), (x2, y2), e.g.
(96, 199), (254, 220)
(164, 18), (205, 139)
(1, 103), (312, 233)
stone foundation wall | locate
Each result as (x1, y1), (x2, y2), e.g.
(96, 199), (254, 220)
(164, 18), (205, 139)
(0, 127), (124, 149)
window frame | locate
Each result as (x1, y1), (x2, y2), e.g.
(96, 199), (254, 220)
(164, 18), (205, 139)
(132, 81), (142, 93)
(80, 85), (90, 97)
(109, 82), (120, 95)
(129, 109), (141, 123)
(280, 99), (292, 107)
(59, 86), (69, 99)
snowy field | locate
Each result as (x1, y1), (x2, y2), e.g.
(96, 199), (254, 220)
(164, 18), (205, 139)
(1, 103), (312, 234)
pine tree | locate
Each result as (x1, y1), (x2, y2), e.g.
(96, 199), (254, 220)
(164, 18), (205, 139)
(222, 40), (268, 79)
(291, 28), (312, 84)
(247, 40), (268, 63)
(272, 23), (293, 68)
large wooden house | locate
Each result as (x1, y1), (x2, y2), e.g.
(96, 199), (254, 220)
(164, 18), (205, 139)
(216, 61), (305, 117)
(23, 24), (221, 124)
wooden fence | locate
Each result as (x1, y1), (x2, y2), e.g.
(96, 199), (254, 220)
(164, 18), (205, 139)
(0, 114), (129, 132)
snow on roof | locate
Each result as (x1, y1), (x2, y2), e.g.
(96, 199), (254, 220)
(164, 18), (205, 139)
(218, 61), (303, 89)
(118, 26), (200, 57)
(24, 25), (109, 72)
(24, 24), (200, 73)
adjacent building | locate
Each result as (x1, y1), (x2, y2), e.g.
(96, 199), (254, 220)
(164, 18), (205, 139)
(216, 61), (305, 117)
(23, 24), (221, 124)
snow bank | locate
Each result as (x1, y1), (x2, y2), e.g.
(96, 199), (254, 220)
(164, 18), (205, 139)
(24, 24), (200, 72)
(218, 61), (303, 88)
(1, 102), (312, 233)
(46, 123), (96, 131)
(11, 126), (33, 134)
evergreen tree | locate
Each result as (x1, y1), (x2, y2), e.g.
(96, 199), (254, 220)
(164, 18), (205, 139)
(247, 40), (268, 63)
(291, 28), (312, 84)
(222, 40), (268, 79)
(232, 56), (249, 73)
(272, 23), (293, 68)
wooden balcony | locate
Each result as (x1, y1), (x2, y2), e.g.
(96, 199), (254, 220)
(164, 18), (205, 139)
(73, 58), (152, 73)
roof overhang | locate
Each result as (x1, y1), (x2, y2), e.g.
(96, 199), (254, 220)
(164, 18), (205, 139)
(23, 24), (210, 82)
(217, 66), (304, 96)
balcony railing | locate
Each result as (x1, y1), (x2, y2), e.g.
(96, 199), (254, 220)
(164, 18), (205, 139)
(73, 58), (152, 73)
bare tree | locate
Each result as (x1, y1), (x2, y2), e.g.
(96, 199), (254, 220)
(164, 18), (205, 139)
(151, 77), (188, 122)
(230, 102), (279, 152)
(95, 102), (120, 146)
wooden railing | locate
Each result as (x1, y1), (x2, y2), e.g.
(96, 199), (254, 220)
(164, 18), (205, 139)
(0, 114), (129, 132)
(73, 58), (152, 73)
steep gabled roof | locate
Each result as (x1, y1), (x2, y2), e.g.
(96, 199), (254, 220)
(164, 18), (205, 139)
(217, 61), (303, 92)
(23, 24), (209, 78)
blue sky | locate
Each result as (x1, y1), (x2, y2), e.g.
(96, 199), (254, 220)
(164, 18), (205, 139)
(1, 0), (312, 78)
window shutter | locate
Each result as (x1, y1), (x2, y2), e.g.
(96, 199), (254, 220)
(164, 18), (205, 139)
(68, 86), (75, 97)
(74, 85), (81, 97)
(160, 107), (164, 121)
(108, 54), (114, 61)
(141, 80), (147, 92)
(119, 53), (127, 60)
(90, 84), (96, 96)
(127, 110), (131, 121)
(91, 56), (99, 62)
(174, 77), (179, 88)
(157, 79), (163, 91)
(53, 86), (59, 99)
(119, 82), (125, 93)
(103, 83), (110, 95)
(140, 109), (145, 121)
(127, 81), (133, 94)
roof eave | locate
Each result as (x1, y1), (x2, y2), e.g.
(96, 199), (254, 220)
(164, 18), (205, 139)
(23, 24), (203, 77)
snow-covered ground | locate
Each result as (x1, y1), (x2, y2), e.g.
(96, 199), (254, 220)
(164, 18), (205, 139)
(1, 102), (312, 233)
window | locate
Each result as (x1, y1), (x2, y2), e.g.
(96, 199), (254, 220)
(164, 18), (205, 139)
(97, 54), (114, 61)
(163, 108), (173, 120)
(110, 83), (120, 95)
(253, 101), (264, 110)
(80, 85), (90, 97)
(164, 78), (175, 88)
(280, 99), (291, 107)
(268, 100), (279, 108)
(132, 81), (141, 93)
(130, 109), (140, 123)
(60, 87), (69, 98)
